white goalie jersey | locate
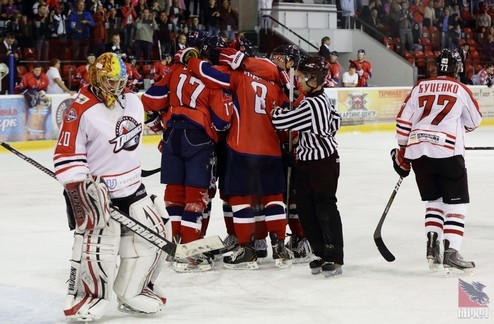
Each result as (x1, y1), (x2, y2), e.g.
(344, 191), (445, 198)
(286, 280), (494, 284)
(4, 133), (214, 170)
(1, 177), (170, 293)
(54, 86), (144, 199)
(396, 76), (482, 160)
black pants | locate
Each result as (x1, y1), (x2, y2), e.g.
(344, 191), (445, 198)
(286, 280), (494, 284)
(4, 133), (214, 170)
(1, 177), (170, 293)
(294, 153), (344, 264)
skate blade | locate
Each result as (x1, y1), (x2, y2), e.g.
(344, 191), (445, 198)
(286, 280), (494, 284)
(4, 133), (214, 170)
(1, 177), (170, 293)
(169, 261), (214, 273)
(223, 261), (259, 270)
(174, 236), (225, 258)
(117, 303), (164, 316)
(323, 268), (343, 278)
(275, 258), (293, 269)
(444, 266), (475, 278)
(292, 255), (313, 264)
(428, 259), (441, 272)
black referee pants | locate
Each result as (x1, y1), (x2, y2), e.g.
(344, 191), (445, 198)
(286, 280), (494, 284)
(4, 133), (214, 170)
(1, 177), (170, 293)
(294, 153), (344, 265)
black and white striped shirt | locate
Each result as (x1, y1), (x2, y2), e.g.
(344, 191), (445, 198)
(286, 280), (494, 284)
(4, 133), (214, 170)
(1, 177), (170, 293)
(272, 89), (341, 161)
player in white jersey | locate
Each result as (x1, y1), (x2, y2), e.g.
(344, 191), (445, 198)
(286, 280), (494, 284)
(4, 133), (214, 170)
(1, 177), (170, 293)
(53, 52), (167, 321)
(392, 49), (482, 275)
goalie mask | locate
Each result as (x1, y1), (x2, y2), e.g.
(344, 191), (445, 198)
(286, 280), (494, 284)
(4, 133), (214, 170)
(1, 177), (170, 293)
(436, 49), (463, 78)
(89, 52), (128, 108)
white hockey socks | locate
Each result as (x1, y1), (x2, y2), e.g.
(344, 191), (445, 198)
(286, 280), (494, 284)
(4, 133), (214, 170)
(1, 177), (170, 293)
(443, 203), (466, 251)
(113, 196), (166, 315)
(424, 199), (444, 241)
(64, 219), (121, 321)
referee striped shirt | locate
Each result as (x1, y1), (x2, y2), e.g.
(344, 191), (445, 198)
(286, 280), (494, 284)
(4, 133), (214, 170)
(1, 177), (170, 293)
(272, 89), (341, 161)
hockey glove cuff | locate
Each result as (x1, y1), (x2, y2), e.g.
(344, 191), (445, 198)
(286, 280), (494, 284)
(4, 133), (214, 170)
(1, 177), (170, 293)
(219, 48), (246, 70)
(145, 111), (164, 134)
(390, 147), (411, 178)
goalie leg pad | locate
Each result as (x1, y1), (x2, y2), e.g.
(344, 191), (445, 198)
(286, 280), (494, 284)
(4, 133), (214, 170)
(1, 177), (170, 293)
(114, 196), (166, 314)
(64, 220), (121, 321)
(65, 176), (111, 231)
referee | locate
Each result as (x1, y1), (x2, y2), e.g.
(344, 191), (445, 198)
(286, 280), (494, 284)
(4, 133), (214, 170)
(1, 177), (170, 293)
(271, 56), (343, 277)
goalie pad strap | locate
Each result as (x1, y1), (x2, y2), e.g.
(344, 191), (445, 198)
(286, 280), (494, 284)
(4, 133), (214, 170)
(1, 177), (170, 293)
(65, 176), (111, 231)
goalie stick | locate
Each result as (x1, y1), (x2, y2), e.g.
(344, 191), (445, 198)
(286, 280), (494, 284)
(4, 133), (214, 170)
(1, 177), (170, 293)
(465, 147), (494, 150)
(0, 140), (224, 258)
(373, 176), (403, 262)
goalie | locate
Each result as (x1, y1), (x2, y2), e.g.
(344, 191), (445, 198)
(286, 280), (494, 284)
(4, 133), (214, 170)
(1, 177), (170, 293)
(53, 52), (169, 321)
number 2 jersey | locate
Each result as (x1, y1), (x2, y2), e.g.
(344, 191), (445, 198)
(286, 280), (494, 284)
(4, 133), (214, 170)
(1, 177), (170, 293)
(53, 86), (144, 199)
(187, 57), (288, 158)
(396, 75), (482, 160)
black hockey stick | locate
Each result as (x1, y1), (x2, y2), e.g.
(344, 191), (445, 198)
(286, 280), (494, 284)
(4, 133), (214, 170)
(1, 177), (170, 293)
(373, 176), (403, 262)
(465, 147), (494, 150)
(141, 167), (161, 177)
(0, 141), (224, 258)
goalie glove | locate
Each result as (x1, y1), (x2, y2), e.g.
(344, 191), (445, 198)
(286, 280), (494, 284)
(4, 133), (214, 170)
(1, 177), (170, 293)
(174, 47), (200, 66)
(145, 111), (164, 134)
(218, 48), (246, 70)
(65, 176), (111, 231)
(390, 147), (411, 178)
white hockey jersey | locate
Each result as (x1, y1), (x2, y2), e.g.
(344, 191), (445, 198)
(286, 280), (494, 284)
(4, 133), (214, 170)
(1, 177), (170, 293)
(396, 76), (482, 160)
(54, 86), (144, 199)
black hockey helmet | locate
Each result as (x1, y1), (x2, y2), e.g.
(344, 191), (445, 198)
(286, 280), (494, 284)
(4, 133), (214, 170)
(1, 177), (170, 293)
(200, 35), (226, 65)
(297, 56), (328, 85)
(436, 49), (463, 77)
(186, 30), (210, 49)
(270, 44), (301, 66)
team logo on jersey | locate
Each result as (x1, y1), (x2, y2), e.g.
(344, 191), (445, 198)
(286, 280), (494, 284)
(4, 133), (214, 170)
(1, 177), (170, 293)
(64, 108), (78, 123)
(56, 98), (75, 127)
(458, 278), (489, 319)
(109, 116), (142, 153)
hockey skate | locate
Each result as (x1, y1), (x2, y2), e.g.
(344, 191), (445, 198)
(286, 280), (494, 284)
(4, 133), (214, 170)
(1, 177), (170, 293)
(270, 233), (293, 268)
(223, 234), (238, 252)
(117, 286), (165, 316)
(321, 262), (343, 278)
(223, 244), (259, 270)
(286, 235), (313, 263)
(426, 232), (442, 271)
(255, 238), (268, 258)
(309, 258), (324, 275)
(443, 240), (475, 277)
(169, 253), (214, 273)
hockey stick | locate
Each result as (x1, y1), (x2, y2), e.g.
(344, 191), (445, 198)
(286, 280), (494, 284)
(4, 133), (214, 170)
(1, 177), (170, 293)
(373, 176), (403, 262)
(141, 167), (161, 177)
(0, 140), (224, 258)
(465, 147), (494, 150)
(285, 67), (295, 221)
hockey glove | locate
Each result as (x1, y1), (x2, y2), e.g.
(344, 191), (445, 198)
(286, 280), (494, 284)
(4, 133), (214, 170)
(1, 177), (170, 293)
(145, 111), (164, 134)
(390, 147), (411, 178)
(174, 47), (199, 66)
(65, 176), (111, 231)
(218, 48), (246, 70)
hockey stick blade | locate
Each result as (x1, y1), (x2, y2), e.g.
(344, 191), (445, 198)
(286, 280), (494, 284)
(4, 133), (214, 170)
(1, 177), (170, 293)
(373, 177), (403, 262)
(0, 140), (224, 258)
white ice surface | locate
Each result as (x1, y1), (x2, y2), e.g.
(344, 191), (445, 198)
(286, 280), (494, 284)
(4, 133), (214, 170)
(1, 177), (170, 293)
(1, 128), (493, 324)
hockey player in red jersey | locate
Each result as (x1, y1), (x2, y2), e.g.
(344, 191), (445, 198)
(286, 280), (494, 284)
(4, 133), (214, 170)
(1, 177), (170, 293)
(354, 49), (372, 87)
(152, 52), (173, 82)
(74, 53), (96, 88)
(324, 51), (341, 88)
(53, 52), (167, 321)
(182, 45), (294, 270)
(392, 49), (482, 275)
(141, 39), (233, 273)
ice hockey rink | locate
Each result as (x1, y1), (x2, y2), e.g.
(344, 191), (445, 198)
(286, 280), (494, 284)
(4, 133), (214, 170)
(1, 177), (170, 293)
(1, 127), (493, 324)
